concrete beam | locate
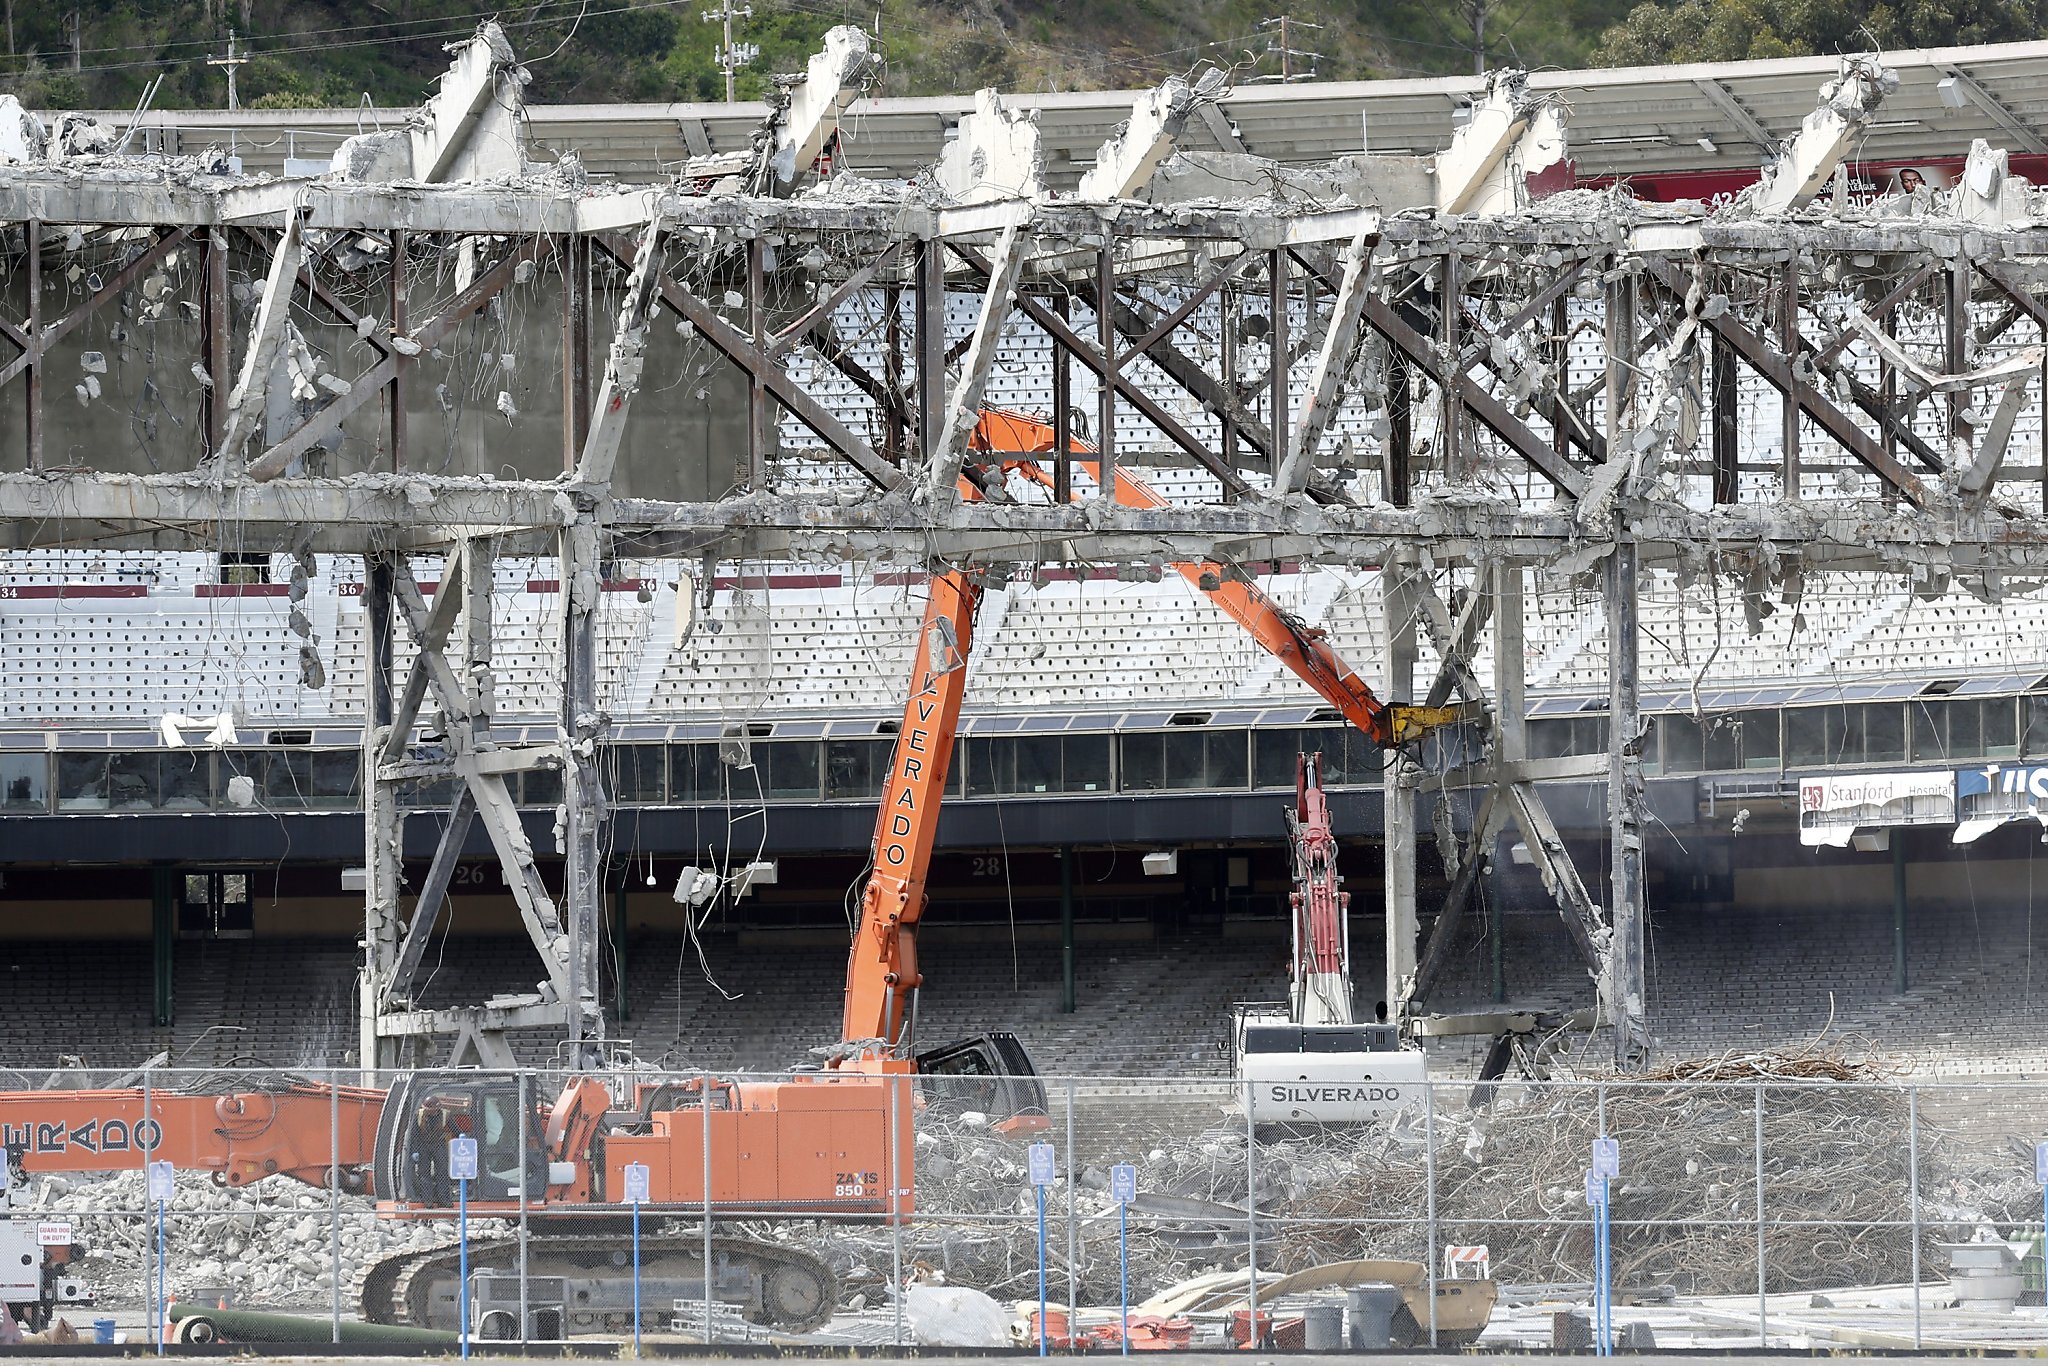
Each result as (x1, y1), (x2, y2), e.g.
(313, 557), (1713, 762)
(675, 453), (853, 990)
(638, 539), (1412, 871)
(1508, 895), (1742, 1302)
(1077, 75), (1204, 202)
(573, 214), (666, 489)
(1195, 101), (1246, 154)
(1751, 55), (1894, 215)
(1435, 69), (1541, 214)
(769, 26), (873, 188)
(412, 22), (528, 183)
(214, 211), (305, 465)
(927, 222), (1030, 500)
(1278, 224), (1376, 494)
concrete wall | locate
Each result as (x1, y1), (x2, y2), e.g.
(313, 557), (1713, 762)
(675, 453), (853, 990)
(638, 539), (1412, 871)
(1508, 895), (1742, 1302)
(0, 238), (760, 500)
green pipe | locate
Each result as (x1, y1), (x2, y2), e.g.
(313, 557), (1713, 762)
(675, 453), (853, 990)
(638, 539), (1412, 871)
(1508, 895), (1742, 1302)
(169, 1302), (458, 1346)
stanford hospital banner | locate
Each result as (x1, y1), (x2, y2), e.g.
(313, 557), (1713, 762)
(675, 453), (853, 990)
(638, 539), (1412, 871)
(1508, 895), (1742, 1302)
(1798, 772), (1956, 847)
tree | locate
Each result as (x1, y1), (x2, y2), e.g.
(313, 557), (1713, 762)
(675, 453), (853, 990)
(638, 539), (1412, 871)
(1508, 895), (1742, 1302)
(1595, 0), (2042, 64)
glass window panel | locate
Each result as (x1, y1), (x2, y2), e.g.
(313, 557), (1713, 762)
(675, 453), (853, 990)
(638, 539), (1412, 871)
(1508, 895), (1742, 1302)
(1910, 702), (1945, 761)
(521, 767), (563, 808)
(1063, 735), (1111, 792)
(56, 753), (111, 810)
(1205, 732), (1248, 789)
(1984, 698), (2020, 757)
(1121, 733), (1166, 792)
(1701, 712), (1775, 770)
(1529, 720), (1575, 761)
(311, 751), (359, 806)
(264, 752), (313, 809)
(1950, 700), (1985, 759)
(105, 753), (159, 809)
(218, 750), (260, 806)
(1013, 736), (1059, 793)
(667, 745), (720, 802)
(2025, 695), (2048, 758)
(1661, 714), (1703, 773)
(964, 740), (1002, 797)
(161, 752), (209, 810)
(1784, 708), (1828, 768)
(1862, 704), (1905, 765)
(401, 776), (458, 809)
(759, 742), (819, 799)
(1251, 730), (1299, 789)
(1830, 706), (1864, 765)
(1305, 728), (1357, 784)
(612, 744), (666, 804)
(0, 753), (48, 812)
(1161, 731), (1206, 789)
(825, 740), (887, 800)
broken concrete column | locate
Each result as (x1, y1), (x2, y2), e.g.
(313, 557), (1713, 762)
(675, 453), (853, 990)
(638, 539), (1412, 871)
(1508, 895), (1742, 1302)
(1952, 137), (2031, 227)
(50, 112), (115, 160)
(935, 89), (1044, 204)
(1749, 55), (1895, 215)
(1077, 72), (1214, 202)
(0, 95), (45, 163)
(769, 25), (874, 188)
(1434, 69), (1566, 216)
(331, 21), (528, 183)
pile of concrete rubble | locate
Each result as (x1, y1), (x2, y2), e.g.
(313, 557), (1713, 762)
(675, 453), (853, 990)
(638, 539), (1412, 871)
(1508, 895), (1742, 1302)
(22, 1170), (452, 1309)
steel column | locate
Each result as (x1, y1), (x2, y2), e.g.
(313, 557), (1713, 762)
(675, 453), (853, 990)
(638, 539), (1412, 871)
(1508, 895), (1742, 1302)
(389, 230), (407, 472)
(563, 233), (592, 467)
(1267, 249), (1287, 480)
(1381, 554), (1420, 1014)
(23, 217), (38, 470)
(1712, 330), (1738, 504)
(1605, 270), (1649, 1071)
(560, 519), (608, 1067)
(1779, 258), (1799, 497)
(360, 551), (401, 1076)
(1098, 242), (1117, 501)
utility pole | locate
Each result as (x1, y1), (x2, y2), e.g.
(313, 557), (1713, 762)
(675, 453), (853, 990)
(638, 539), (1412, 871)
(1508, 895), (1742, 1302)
(65, 10), (80, 71)
(701, 0), (757, 103)
(1256, 15), (1322, 83)
(1454, 0), (1497, 74)
(207, 29), (248, 110)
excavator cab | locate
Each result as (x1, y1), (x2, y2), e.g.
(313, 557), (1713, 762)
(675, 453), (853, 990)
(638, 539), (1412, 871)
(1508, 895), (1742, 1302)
(373, 1075), (546, 1208)
(915, 1032), (1049, 1135)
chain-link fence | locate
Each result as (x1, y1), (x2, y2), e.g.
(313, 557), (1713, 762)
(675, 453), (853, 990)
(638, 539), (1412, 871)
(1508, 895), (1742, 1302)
(4, 1068), (2046, 1350)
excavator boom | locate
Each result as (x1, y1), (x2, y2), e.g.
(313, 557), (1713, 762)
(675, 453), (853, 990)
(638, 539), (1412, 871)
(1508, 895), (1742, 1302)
(0, 1081), (384, 1190)
(840, 570), (979, 1052)
(973, 410), (1456, 747)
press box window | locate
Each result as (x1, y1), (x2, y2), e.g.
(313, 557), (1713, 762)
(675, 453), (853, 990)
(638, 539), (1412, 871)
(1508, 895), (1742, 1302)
(0, 753), (47, 811)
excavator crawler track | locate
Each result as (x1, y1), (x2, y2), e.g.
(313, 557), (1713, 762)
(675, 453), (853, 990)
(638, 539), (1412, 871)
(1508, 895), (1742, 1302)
(360, 1231), (838, 1336)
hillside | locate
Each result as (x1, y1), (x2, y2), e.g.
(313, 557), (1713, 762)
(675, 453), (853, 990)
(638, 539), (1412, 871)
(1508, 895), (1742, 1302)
(0, 0), (2038, 116)
(0, 0), (1636, 114)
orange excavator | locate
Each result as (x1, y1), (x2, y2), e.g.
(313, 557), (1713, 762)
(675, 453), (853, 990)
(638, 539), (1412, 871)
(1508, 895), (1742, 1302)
(0, 412), (1449, 1341)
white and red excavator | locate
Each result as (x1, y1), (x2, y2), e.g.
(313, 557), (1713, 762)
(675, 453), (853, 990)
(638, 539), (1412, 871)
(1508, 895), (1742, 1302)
(1230, 752), (1430, 1127)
